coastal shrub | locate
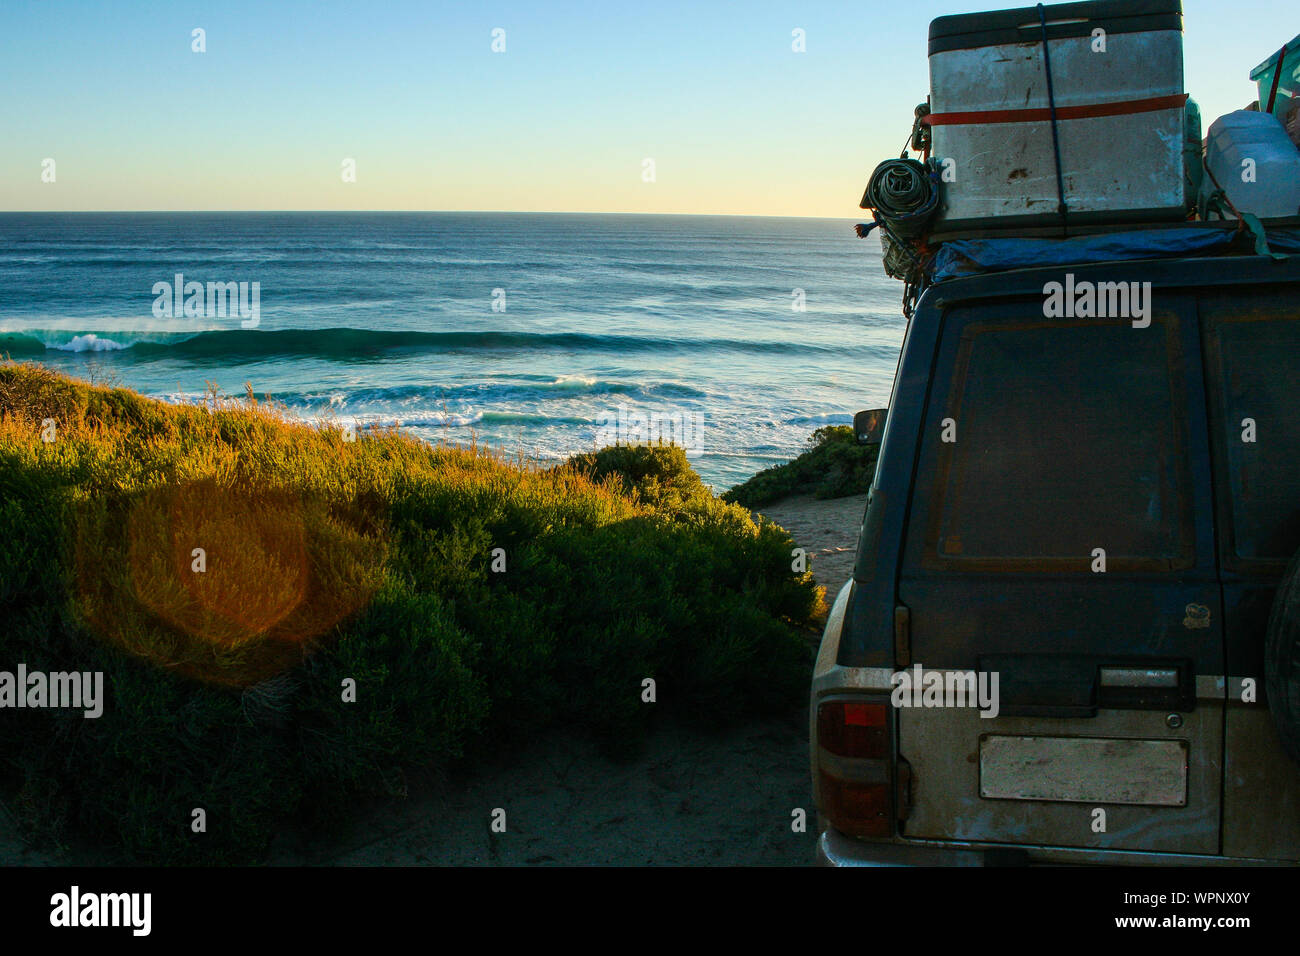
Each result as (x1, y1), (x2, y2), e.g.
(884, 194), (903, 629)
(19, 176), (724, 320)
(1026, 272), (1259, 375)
(722, 424), (881, 509)
(564, 443), (711, 511)
(0, 363), (817, 863)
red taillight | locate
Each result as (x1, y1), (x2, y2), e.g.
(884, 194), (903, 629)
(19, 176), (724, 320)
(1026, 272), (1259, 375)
(816, 699), (893, 838)
(818, 701), (888, 758)
(818, 773), (892, 837)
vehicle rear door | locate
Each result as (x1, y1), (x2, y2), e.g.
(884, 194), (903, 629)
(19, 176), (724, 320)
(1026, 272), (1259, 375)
(895, 285), (1223, 854)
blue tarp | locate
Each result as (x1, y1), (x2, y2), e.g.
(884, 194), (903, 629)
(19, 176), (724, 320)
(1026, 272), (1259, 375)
(931, 226), (1300, 282)
(1267, 229), (1300, 252)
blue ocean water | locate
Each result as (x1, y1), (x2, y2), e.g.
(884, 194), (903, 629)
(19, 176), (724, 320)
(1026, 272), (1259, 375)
(0, 212), (901, 489)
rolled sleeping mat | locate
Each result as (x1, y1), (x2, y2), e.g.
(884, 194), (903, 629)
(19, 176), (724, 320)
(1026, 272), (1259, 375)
(861, 158), (938, 237)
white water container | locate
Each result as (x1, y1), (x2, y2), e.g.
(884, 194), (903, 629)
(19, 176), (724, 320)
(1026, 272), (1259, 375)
(1201, 111), (1300, 220)
(928, 0), (1188, 234)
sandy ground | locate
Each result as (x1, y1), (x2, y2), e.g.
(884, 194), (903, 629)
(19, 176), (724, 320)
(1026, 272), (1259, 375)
(271, 714), (816, 866)
(757, 493), (867, 601)
(1, 494), (865, 867)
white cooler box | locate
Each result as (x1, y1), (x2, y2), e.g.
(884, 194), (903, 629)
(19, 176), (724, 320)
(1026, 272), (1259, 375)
(928, 0), (1189, 235)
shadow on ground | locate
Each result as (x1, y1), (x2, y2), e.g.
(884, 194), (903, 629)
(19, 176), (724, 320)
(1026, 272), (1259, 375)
(0, 711), (816, 867)
(272, 711), (816, 866)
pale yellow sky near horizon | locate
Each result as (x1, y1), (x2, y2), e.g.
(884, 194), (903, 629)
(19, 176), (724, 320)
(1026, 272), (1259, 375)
(5, 139), (874, 219)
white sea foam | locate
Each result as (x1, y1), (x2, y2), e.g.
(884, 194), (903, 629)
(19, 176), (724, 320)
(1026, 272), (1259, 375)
(550, 374), (599, 388)
(50, 334), (129, 353)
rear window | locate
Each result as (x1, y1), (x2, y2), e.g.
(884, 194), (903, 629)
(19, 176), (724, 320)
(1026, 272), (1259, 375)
(1202, 290), (1300, 565)
(913, 306), (1194, 570)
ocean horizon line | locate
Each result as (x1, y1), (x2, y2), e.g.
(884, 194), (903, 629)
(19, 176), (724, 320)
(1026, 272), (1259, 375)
(0, 209), (864, 221)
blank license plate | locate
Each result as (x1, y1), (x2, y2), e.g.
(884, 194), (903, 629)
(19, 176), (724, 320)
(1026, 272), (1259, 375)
(980, 735), (1188, 806)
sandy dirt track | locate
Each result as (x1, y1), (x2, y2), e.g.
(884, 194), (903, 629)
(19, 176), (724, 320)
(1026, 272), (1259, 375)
(758, 493), (867, 601)
(274, 714), (817, 866)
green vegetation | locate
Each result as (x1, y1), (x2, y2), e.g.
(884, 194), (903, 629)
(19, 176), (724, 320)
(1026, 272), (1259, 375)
(723, 425), (880, 509)
(0, 363), (818, 863)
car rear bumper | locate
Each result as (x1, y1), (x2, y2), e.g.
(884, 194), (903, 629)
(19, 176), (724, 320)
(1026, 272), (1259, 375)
(817, 829), (988, 866)
(816, 827), (1294, 866)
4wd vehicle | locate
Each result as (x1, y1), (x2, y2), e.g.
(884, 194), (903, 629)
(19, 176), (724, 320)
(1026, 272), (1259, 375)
(811, 251), (1300, 865)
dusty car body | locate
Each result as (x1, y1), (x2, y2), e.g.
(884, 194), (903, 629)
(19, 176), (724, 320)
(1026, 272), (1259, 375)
(812, 250), (1300, 865)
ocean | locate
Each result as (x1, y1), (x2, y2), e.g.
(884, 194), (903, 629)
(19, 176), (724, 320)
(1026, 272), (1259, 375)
(0, 212), (901, 490)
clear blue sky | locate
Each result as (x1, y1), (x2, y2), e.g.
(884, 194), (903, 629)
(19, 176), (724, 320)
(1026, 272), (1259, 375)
(0, 0), (1284, 215)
